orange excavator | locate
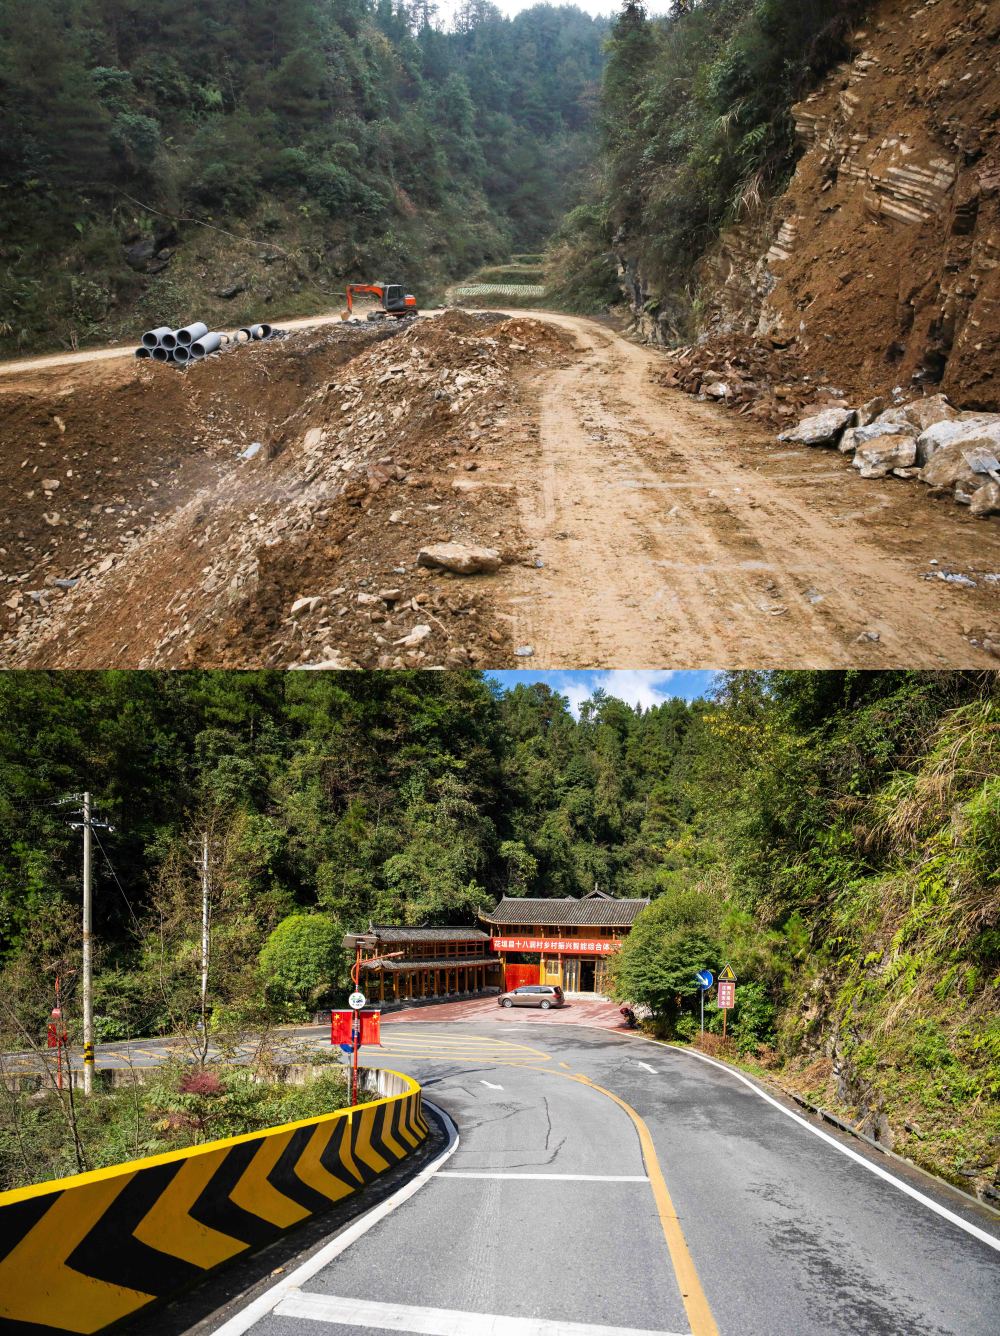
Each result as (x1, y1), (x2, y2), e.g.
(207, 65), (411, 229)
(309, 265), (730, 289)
(340, 282), (418, 321)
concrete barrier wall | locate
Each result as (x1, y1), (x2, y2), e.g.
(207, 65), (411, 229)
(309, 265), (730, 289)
(0, 1068), (427, 1335)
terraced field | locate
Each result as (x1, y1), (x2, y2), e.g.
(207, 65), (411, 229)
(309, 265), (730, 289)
(450, 254), (548, 307)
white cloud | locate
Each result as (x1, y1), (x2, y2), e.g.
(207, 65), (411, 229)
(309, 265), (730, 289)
(556, 670), (680, 718)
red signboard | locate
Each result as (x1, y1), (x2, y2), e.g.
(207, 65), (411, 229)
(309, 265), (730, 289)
(491, 936), (620, 956)
(331, 1009), (381, 1046)
(717, 981), (736, 1009)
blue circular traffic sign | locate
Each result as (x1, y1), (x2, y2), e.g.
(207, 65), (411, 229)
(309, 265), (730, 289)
(695, 970), (714, 990)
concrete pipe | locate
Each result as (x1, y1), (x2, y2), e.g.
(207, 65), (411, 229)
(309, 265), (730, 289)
(151, 345), (173, 362)
(135, 346), (152, 359)
(141, 326), (172, 349)
(190, 332), (223, 358)
(255, 323), (273, 339)
(236, 328), (253, 343)
(173, 344), (191, 364)
(175, 321), (209, 347)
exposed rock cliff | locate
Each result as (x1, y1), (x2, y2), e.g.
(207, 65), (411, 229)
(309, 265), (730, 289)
(623, 0), (1000, 411)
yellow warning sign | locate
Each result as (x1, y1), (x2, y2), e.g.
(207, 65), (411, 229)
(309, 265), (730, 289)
(719, 963), (737, 982)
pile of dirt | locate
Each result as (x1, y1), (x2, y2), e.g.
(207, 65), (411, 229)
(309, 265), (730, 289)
(2, 312), (573, 668)
(649, 332), (818, 424)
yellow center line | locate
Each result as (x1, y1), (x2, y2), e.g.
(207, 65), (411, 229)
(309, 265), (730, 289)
(563, 1071), (718, 1336)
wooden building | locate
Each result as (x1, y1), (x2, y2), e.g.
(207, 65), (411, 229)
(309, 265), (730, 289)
(478, 891), (649, 996)
(343, 926), (502, 1004)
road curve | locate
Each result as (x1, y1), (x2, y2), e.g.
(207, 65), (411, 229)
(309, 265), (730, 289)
(206, 1023), (999, 1336)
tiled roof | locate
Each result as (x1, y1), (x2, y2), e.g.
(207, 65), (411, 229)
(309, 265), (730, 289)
(343, 926), (490, 947)
(478, 896), (649, 928)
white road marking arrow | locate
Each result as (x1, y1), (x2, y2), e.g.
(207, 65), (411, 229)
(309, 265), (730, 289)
(480, 1080), (504, 1090)
(637, 1062), (657, 1074)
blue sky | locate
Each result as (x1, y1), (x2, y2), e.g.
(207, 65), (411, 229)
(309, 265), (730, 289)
(486, 670), (718, 716)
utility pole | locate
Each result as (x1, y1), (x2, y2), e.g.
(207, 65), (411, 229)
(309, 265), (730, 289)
(81, 792), (94, 1095)
(201, 830), (210, 1024)
(64, 792), (112, 1096)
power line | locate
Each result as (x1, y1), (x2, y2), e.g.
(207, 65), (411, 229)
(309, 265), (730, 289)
(90, 827), (142, 933)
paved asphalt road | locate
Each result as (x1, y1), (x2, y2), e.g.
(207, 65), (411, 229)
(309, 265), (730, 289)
(203, 1022), (999, 1336)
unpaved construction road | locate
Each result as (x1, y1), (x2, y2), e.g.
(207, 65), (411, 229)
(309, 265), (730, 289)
(2, 309), (998, 668)
(504, 314), (1000, 667)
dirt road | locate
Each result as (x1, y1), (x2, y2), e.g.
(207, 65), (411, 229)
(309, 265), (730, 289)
(1, 309), (997, 668)
(502, 313), (1000, 667)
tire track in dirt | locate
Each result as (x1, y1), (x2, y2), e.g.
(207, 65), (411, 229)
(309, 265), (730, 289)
(504, 312), (1000, 668)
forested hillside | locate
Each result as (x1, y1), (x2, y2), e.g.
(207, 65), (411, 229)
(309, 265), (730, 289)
(0, 0), (606, 352)
(1, 670), (997, 1196)
(553, 0), (865, 316)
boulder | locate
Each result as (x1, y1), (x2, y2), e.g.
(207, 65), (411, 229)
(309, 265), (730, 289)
(915, 416), (1000, 466)
(857, 396), (886, 427)
(838, 421), (915, 454)
(868, 406), (913, 430)
(902, 394), (956, 433)
(417, 543), (502, 575)
(853, 435), (917, 478)
(777, 406), (854, 445)
(970, 481), (1000, 517)
(918, 441), (987, 493)
(290, 596), (322, 617)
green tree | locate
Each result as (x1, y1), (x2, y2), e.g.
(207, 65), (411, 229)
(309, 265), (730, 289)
(259, 914), (344, 1009)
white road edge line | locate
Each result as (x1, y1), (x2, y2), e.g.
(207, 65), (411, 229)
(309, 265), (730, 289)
(273, 1290), (689, 1336)
(436, 1172), (649, 1182)
(664, 1045), (1000, 1254)
(210, 1100), (460, 1336)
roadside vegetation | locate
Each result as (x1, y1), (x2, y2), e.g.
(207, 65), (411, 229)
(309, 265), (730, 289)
(610, 673), (1000, 1198)
(0, 670), (996, 1198)
(549, 0), (867, 324)
(0, 1060), (348, 1191)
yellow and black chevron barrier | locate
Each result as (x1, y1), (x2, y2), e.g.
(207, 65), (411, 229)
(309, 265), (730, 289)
(0, 1068), (428, 1334)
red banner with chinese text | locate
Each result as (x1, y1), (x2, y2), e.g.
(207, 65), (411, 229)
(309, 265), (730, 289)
(491, 936), (621, 955)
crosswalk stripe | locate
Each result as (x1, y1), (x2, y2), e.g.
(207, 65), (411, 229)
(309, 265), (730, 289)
(274, 1290), (689, 1336)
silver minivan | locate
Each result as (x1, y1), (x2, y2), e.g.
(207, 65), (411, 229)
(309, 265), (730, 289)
(497, 985), (565, 1010)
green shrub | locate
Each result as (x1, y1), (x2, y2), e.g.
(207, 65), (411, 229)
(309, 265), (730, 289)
(259, 914), (344, 1010)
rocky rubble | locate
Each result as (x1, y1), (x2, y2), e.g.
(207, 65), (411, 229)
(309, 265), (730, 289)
(650, 334), (1000, 521)
(2, 312), (572, 668)
(776, 392), (1000, 514)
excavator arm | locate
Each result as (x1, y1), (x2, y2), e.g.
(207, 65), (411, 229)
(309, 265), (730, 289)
(341, 284), (386, 319)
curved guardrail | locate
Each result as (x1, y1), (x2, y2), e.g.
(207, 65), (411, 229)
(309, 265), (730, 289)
(0, 1067), (427, 1334)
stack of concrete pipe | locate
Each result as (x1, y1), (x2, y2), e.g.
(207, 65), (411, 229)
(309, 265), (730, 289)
(135, 319), (277, 366)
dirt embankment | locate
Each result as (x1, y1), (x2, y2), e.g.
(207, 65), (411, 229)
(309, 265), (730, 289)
(1, 313), (571, 668)
(630, 0), (1000, 416)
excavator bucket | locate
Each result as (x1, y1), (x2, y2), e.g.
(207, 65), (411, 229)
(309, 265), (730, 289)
(340, 308), (350, 321)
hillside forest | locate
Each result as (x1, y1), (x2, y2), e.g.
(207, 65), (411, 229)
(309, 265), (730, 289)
(0, 0), (606, 351)
(1, 0), (883, 354)
(0, 669), (997, 1199)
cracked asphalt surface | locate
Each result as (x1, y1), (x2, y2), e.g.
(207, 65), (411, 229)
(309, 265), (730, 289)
(203, 1023), (1000, 1336)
